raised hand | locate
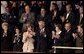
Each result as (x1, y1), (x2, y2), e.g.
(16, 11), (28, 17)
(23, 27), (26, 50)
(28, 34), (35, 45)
(72, 33), (77, 39)
(52, 31), (55, 39)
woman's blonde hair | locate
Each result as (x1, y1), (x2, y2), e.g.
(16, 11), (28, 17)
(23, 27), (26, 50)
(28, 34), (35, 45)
(2, 22), (8, 29)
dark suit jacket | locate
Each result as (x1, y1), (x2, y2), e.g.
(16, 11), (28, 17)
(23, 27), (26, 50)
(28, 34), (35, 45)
(64, 12), (76, 26)
(51, 11), (62, 25)
(36, 27), (51, 52)
(1, 30), (12, 51)
(52, 31), (64, 53)
(60, 29), (76, 53)
(62, 30), (74, 46)
(50, 11), (62, 31)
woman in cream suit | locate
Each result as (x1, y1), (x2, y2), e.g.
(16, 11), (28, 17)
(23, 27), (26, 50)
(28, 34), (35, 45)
(22, 23), (35, 52)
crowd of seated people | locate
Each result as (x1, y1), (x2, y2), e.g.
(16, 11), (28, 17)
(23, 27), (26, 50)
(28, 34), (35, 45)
(1, 1), (83, 53)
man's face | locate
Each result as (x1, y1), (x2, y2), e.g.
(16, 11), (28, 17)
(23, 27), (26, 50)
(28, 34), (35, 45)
(38, 21), (45, 29)
(66, 5), (71, 13)
(25, 5), (30, 13)
(75, 4), (80, 9)
(65, 23), (71, 31)
(41, 8), (46, 15)
(52, 4), (56, 11)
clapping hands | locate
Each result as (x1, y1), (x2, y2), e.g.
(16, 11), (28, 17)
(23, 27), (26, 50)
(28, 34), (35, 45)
(52, 31), (60, 39)
(72, 33), (78, 39)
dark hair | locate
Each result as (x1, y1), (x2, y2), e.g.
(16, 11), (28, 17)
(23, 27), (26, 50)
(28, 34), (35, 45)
(38, 19), (45, 23)
(14, 26), (20, 32)
(77, 24), (83, 28)
(52, 3), (58, 11)
(54, 24), (62, 31)
(25, 4), (31, 8)
(40, 7), (46, 11)
(23, 4), (31, 12)
(65, 22), (71, 26)
(66, 4), (72, 8)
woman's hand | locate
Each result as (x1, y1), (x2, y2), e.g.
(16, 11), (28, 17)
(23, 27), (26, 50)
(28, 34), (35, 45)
(55, 34), (60, 39)
(32, 32), (36, 36)
(23, 17), (26, 21)
(30, 31), (36, 36)
(72, 33), (77, 39)
(52, 31), (55, 39)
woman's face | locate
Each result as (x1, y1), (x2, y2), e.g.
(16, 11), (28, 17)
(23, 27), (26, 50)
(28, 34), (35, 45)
(27, 26), (32, 31)
(66, 5), (71, 13)
(15, 29), (20, 34)
(77, 26), (83, 33)
(3, 26), (8, 31)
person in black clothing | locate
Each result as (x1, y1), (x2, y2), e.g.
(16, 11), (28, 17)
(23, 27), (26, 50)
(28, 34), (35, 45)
(12, 26), (23, 52)
(1, 22), (12, 51)
(50, 3), (62, 30)
(36, 20), (51, 52)
(52, 24), (64, 53)
(37, 7), (47, 22)
(64, 4), (76, 28)
(37, 7), (50, 29)
(63, 22), (74, 53)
